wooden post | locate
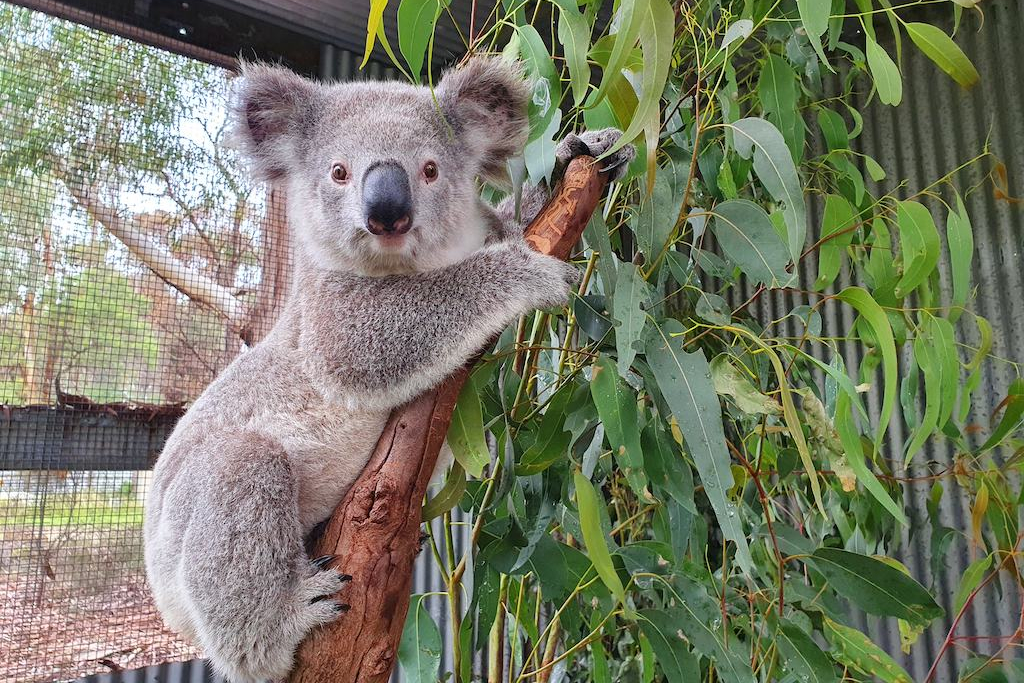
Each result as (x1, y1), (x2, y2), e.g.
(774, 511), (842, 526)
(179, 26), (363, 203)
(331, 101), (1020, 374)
(288, 156), (609, 683)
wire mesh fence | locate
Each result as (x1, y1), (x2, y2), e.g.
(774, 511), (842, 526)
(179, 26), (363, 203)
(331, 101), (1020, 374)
(0, 2), (291, 679)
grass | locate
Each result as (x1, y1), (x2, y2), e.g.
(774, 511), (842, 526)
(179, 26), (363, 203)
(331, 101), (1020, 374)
(0, 491), (145, 528)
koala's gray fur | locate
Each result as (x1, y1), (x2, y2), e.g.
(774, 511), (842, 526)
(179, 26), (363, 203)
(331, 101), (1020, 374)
(144, 56), (633, 683)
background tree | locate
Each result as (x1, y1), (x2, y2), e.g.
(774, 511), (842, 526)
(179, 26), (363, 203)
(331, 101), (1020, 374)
(0, 3), (287, 405)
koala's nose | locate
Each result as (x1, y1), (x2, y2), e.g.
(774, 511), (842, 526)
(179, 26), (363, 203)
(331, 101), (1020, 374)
(362, 161), (413, 236)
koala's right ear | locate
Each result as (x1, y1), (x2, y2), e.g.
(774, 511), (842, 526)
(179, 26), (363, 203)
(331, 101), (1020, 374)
(230, 62), (323, 180)
(436, 56), (532, 185)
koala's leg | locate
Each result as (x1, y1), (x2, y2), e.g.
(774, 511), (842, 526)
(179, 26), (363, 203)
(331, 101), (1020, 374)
(178, 432), (349, 683)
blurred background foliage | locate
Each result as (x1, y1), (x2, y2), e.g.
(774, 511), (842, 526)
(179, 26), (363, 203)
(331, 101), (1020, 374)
(369, 1), (1024, 682)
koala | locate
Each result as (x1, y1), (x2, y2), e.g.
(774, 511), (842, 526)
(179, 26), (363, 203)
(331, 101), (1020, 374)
(143, 56), (634, 683)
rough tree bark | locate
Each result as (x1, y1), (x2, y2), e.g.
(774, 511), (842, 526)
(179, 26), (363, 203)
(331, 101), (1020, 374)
(288, 156), (610, 683)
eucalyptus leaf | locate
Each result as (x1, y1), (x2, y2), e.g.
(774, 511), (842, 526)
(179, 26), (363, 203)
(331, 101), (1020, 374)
(638, 610), (700, 681)
(397, 594), (442, 683)
(865, 35), (903, 106)
(777, 623), (838, 683)
(709, 199), (791, 287)
(645, 320), (754, 575)
(447, 377), (490, 478)
(905, 22), (980, 89)
(574, 470), (631, 615)
(808, 548), (944, 625)
(824, 617), (913, 683)
(397, 0), (447, 79)
(731, 117), (807, 259)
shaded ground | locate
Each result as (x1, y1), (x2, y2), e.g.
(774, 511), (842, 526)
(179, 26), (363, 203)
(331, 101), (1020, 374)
(1, 523), (201, 683)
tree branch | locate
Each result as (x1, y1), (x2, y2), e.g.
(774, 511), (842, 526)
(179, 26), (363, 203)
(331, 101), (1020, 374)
(59, 171), (250, 336)
(288, 156), (609, 683)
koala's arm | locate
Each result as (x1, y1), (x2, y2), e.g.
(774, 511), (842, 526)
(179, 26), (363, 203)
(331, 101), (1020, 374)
(300, 242), (577, 410)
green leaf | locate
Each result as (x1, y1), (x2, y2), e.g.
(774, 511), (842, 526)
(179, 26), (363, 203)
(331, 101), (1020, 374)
(634, 168), (683, 262)
(808, 548), (944, 624)
(447, 376), (490, 477)
(797, 0), (832, 70)
(817, 108), (850, 152)
(731, 117), (807, 259)
(696, 291), (731, 325)
(663, 582), (756, 683)
(517, 25), (561, 142)
(836, 287), (899, 451)
(645, 320), (754, 575)
(905, 22), (980, 89)
(641, 420), (697, 513)
(946, 194), (974, 322)
(612, 262), (652, 376)
(823, 617), (913, 683)
(835, 391), (908, 525)
(397, 0), (447, 79)
(814, 194), (857, 291)
(398, 594), (442, 683)
(777, 623), (839, 683)
(591, 355), (648, 495)
(980, 378), (1024, 452)
(590, 0), (646, 106)
(603, 0), (675, 163)
(709, 199), (792, 287)
(517, 383), (573, 475)
(865, 155), (887, 181)
(894, 201), (941, 298)
(422, 461), (467, 520)
(865, 35), (903, 106)
(574, 470), (631, 615)
(758, 54), (800, 154)
(638, 610), (700, 681)
(550, 0), (591, 106)
(710, 355), (781, 415)
(953, 554), (992, 614)
(959, 314), (992, 422)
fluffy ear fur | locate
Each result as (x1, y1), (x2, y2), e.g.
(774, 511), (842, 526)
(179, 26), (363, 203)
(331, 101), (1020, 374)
(230, 62), (323, 180)
(437, 56), (532, 184)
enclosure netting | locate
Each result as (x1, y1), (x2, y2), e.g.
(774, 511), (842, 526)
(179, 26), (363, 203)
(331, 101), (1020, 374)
(0, 2), (290, 679)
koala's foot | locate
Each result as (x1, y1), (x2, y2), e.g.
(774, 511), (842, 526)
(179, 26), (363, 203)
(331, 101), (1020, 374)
(301, 559), (352, 612)
(556, 128), (637, 182)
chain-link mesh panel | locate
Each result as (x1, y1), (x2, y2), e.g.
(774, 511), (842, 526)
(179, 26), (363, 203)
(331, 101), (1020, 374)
(0, 2), (290, 679)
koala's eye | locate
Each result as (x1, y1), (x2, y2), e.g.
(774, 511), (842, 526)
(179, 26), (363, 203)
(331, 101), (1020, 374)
(422, 161), (439, 183)
(330, 163), (350, 184)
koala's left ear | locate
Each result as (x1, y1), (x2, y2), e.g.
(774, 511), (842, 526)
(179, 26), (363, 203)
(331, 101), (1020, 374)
(230, 61), (324, 180)
(437, 56), (532, 184)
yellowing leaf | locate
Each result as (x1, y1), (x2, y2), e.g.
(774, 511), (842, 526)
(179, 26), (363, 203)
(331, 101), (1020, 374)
(362, 0), (391, 68)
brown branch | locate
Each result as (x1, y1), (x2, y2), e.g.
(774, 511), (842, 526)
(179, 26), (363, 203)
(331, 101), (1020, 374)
(288, 156), (609, 683)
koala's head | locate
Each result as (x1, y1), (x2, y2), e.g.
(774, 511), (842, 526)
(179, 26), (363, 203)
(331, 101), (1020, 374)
(231, 57), (531, 275)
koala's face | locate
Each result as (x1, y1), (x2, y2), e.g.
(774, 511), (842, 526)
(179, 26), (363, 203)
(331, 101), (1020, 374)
(232, 58), (531, 275)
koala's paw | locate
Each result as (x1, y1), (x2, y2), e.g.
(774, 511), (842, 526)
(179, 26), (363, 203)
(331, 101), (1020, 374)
(556, 128), (636, 182)
(522, 247), (581, 310)
(299, 558), (352, 625)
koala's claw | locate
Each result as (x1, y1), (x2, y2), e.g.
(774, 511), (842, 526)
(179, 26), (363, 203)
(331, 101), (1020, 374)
(557, 128), (636, 183)
(310, 554), (336, 570)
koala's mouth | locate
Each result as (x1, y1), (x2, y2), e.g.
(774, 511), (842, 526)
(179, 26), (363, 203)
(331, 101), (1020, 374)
(372, 229), (413, 249)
